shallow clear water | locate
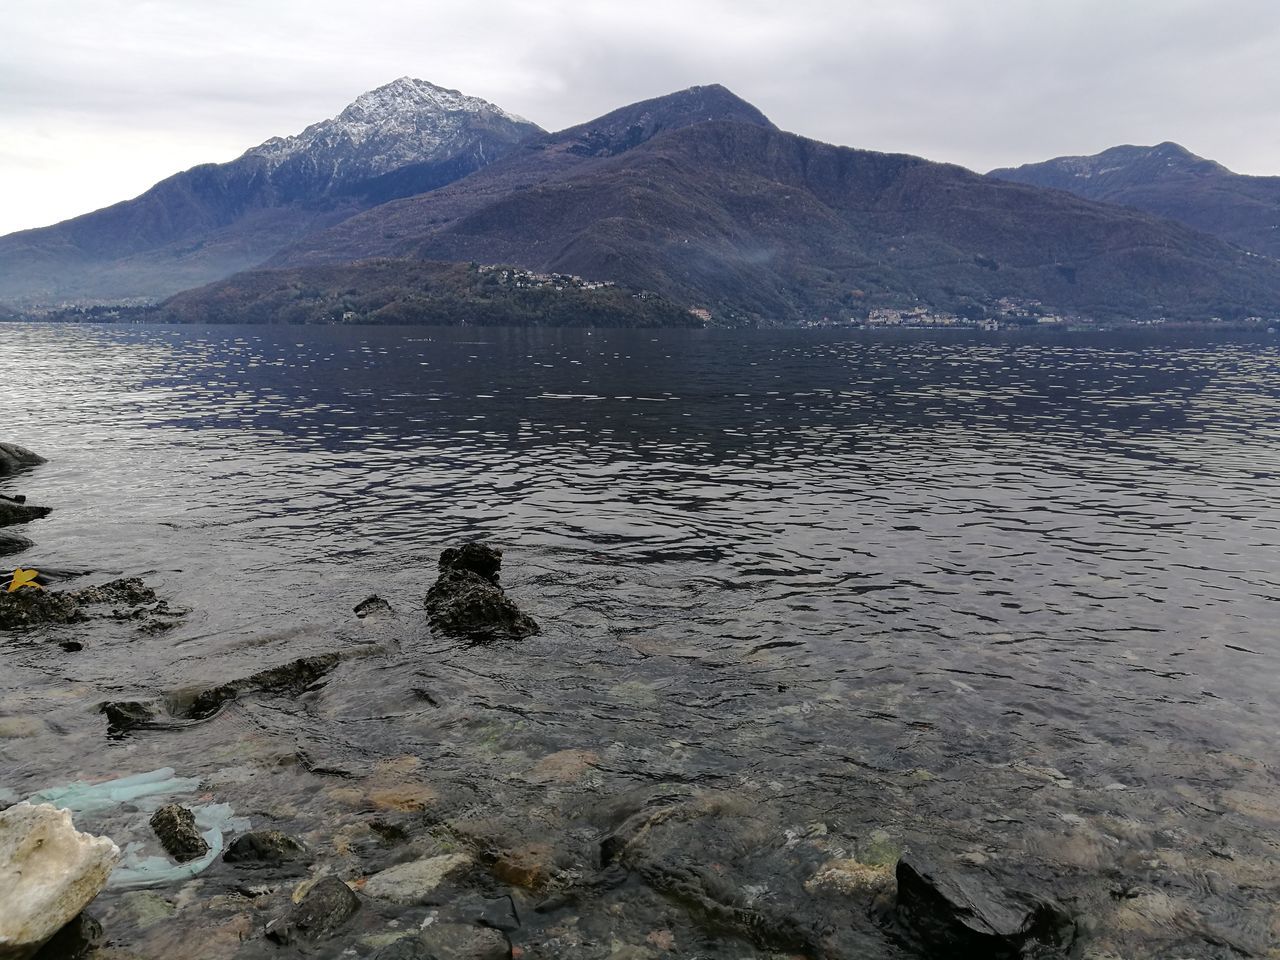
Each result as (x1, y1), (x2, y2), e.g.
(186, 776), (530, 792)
(1, 323), (1278, 958)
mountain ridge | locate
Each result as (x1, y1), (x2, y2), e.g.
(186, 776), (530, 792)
(989, 143), (1280, 259)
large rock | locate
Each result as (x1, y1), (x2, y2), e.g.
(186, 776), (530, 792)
(894, 854), (1076, 958)
(183, 653), (340, 720)
(0, 499), (51, 527)
(0, 444), (45, 476)
(424, 542), (538, 642)
(223, 830), (307, 865)
(0, 803), (120, 960)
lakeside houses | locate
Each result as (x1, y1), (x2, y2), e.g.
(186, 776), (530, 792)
(477, 265), (616, 292)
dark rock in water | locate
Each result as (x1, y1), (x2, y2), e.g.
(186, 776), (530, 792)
(0, 443), (46, 476)
(0, 589), (86, 630)
(477, 895), (520, 931)
(0, 498), (51, 527)
(894, 855), (1076, 958)
(73, 577), (157, 607)
(418, 922), (512, 960)
(354, 594), (394, 619)
(149, 804), (209, 863)
(184, 652), (340, 720)
(100, 700), (161, 737)
(0, 530), (33, 557)
(223, 830), (308, 865)
(425, 543), (537, 642)
(265, 876), (360, 944)
(31, 911), (102, 960)
(439, 542), (504, 583)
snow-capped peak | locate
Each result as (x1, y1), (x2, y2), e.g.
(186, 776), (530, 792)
(242, 77), (538, 177)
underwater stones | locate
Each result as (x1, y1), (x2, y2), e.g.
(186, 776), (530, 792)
(425, 542), (538, 642)
(363, 852), (473, 904)
(184, 652), (340, 720)
(418, 923), (512, 960)
(222, 830), (307, 865)
(0, 444), (45, 476)
(894, 854), (1076, 958)
(0, 803), (120, 960)
(149, 804), (209, 863)
(265, 876), (360, 945)
(0, 499), (51, 527)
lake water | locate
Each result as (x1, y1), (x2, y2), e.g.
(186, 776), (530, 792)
(2, 323), (1278, 958)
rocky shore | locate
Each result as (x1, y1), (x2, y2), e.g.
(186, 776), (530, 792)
(2, 445), (1274, 959)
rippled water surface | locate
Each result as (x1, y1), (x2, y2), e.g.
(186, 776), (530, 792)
(2, 323), (1278, 958)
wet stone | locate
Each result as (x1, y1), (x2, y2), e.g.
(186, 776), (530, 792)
(0, 443), (46, 475)
(894, 854), (1077, 959)
(149, 804), (209, 863)
(355, 594), (394, 619)
(265, 876), (360, 945)
(0, 498), (51, 527)
(222, 829), (307, 865)
(0, 530), (33, 557)
(477, 895), (520, 932)
(419, 922), (512, 960)
(364, 852), (473, 904)
(184, 652), (340, 720)
(100, 701), (161, 737)
(30, 912), (101, 960)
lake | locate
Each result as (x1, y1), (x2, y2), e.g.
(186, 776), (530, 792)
(2, 323), (1278, 958)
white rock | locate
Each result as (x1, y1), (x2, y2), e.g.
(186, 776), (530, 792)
(363, 853), (471, 904)
(0, 802), (120, 960)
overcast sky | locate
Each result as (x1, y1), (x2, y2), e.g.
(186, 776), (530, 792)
(3, 0), (1278, 236)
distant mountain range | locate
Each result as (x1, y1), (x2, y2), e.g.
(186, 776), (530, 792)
(0, 78), (541, 304)
(5, 80), (1280, 324)
(989, 142), (1280, 259)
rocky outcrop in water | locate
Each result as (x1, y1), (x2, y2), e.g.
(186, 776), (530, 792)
(424, 542), (538, 642)
(223, 830), (308, 865)
(0, 531), (33, 557)
(894, 854), (1076, 958)
(0, 803), (119, 960)
(0, 444), (45, 476)
(0, 577), (184, 633)
(0, 497), (51, 527)
(149, 804), (209, 863)
(184, 652), (340, 720)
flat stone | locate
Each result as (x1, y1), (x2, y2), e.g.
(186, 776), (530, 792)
(0, 802), (120, 960)
(364, 853), (472, 904)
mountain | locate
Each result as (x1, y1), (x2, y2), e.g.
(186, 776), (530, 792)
(0, 78), (543, 305)
(269, 84), (777, 267)
(989, 143), (1280, 259)
(254, 101), (1280, 324)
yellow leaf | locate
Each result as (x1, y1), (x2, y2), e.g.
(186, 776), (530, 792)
(6, 568), (41, 593)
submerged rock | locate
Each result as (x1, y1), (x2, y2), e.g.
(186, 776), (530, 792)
(99, 700), (162, 738)
(0, 444), (45, 476)
(0, 531), (32, 557)
(0, 590), (85, 630)
(149, 804), (209, 863)
(0, 802), (120, 960)
(894, 854), (1076, 958)
(354, 594), (394, 619)
(184, 652), (340, 720)
(425, 542), (538, 642)
(363, 852), (473, 904)
(0, 577), (183, 633)
(265, 876), (360, 945)
(0, 499), (51, 527)
(222, 830), (307, 865)
(418, 923), (512, 960)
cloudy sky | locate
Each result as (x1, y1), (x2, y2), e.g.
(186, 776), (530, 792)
(3, 0), (1278, 236)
